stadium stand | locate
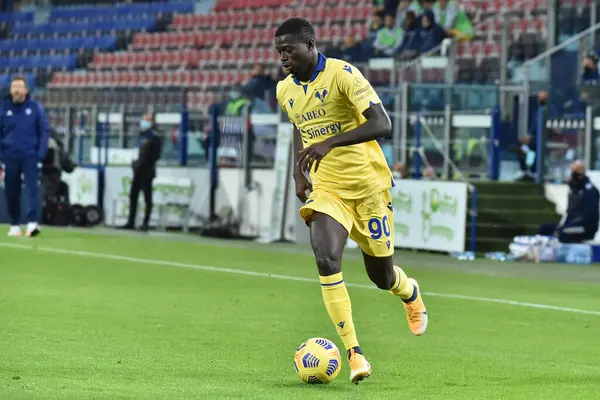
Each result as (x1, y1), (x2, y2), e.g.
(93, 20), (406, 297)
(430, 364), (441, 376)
(4, 0), (597, 114)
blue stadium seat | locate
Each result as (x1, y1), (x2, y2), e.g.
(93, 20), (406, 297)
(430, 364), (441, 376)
(0, 54), (77, 71)
(49, 2), (194, 22)
(0, 12), (34, 23)
(0, 36), (116, 53)
(12, 18), (156, 36)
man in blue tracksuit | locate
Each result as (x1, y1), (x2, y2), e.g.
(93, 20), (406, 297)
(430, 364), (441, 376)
(538, 161), (600, 243)
(0, 76), (50, 237)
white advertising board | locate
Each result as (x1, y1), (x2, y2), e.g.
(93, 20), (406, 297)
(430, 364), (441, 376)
(61, 167), (99, 206)
(391, 180), (468, 252)
(103, 166), (210, 227)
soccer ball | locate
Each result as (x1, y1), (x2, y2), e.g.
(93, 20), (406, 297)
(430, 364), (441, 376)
(293, 337), (342, 384)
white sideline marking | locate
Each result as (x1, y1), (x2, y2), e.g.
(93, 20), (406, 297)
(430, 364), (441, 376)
(2, 242), (600, 317)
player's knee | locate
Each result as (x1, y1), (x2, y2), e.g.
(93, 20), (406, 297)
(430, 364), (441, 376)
(371, 271), (395, 290)
(315, 253), (341, 276)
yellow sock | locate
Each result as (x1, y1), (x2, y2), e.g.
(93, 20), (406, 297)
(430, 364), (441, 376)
(389, 265), (415, 299)
(320, 272), (359, 351)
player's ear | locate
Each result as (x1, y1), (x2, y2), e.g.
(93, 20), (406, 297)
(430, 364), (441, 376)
(306, 38), (315, 51)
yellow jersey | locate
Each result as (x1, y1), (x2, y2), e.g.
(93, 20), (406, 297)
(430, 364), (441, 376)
(276, 53), (394, 199)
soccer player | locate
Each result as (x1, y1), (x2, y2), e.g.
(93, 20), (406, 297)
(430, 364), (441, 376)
(275, 18), (428, 384)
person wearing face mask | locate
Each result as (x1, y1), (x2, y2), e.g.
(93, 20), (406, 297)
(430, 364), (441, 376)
(121, 112), (162, 231)
(224, 84), (249, 117)
(582, 52), (600, 84)
(0, 76), (49, 237)
(538, 160), (600, 243)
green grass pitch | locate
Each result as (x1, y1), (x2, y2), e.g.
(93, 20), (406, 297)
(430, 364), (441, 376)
(1, 226), (600, 399)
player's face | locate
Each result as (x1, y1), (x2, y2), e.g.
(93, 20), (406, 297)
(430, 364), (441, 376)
(275, 35), (314, 77)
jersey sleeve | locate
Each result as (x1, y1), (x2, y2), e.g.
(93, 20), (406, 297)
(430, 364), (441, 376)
(275, 81), (287, 114)
(336, 63), (382, 114)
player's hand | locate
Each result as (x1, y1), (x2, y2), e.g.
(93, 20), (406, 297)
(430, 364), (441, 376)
(294, 171), (312, 203)
(298, 140), (333, 173)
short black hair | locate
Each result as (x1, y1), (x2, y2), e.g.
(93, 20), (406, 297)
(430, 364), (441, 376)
(11, 75), (28, 88)
(275, 18), (315, 42)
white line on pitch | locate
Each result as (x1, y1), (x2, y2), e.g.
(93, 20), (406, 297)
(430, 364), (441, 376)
(2, 241), (600, 317)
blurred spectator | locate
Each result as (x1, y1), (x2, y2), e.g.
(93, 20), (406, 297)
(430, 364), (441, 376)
(392, 161), (408, 179)
(340, 36), (364, 62)
(538, 160), (599, 243)
(225, 84), (273, 116)
(224, 84), (248, 116)
(373, 0), (385, 16)
(244, 85), (273, 114)
(396, 10), (421, 60)
(422, 166), (437, 180)
(367, 13), (384, 43)
(121, 111), (162, 232)
(511, 90), (558, 181)
(373, 14), (404, 57)
(395, 0), (424, 27)
(433, 0), (474, 40)
(246, 64), (276, 101)
(582, 52), (600, 84)
(419, 9), (447, 53)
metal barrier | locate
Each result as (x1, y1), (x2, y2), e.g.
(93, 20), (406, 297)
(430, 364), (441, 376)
(522, 22), (600, 140)
(377, 83), (502, 178)
(533, 105), (595, 184)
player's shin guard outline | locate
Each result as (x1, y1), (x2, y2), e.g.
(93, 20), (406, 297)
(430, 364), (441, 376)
(320, 272), (359, 350)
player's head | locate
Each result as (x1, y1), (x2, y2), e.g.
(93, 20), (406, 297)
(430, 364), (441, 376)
(10, 76), (28, 103)
(274, 18), (317, 77)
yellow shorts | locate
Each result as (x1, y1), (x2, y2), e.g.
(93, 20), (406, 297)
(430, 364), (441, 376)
(299, 189), (394, 257)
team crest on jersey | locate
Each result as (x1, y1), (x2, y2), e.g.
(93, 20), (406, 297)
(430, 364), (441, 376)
(25, 108), (31, 115)
(6, 110), (12, 116)
(315, 89), (328, 103)
(288, 98), (295, 109)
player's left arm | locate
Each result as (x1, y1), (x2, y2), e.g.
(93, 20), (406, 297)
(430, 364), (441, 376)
(298, 65), (391, 172)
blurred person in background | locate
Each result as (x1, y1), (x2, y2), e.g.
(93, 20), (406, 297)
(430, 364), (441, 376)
(511, 90), (558, 182)
(396, 10), (421, 60)
(373, 14), (404, 57)
(0, 76), (49, 237)
(396, 0), (425, 26)
(246, 64), (277, 101)
(433, 0), (474, 40)
(391, 161), (408, 179)
(373, 0), (385, 16)
(121, 112), (162, 232)
(340, 36), (364, 63)
(419, 9), (447, 53)
(367, 13), (384, 43)
(41, 127), (76, 201)
(224, 84), (249, 116)
(225, 84), (273, 116)
(421, 166), (437, 180)
(582, 52), (600, 84)
(538, 160), (599, 243)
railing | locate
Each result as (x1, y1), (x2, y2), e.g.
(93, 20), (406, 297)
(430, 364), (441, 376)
(522, 21), (600, 142)
(532, 105), (595, 184)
